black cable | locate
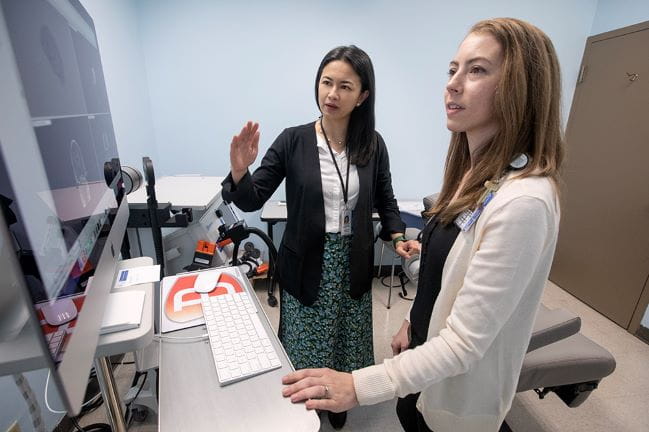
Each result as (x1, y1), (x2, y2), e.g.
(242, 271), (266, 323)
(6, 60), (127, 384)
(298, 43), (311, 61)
(70, 417), (85, 432)
(79, 423), (112, 432)
(77, 393), (104, 417)
(124, 371), (148, 427)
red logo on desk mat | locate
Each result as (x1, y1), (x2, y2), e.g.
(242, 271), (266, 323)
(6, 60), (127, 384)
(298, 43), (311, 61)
(165, 272), (243, 323)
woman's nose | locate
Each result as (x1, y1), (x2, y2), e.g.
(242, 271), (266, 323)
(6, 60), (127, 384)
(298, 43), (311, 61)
(446, 75), (461, 94)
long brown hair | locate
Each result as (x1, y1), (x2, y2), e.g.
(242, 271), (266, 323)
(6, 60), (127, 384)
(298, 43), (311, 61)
(430, 18), (565, 224)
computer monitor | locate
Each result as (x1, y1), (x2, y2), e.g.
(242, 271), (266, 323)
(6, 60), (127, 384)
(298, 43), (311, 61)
(0, 0), (129, 415)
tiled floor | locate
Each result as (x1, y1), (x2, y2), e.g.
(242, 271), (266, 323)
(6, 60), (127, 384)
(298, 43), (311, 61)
(80, 278), (649, 431)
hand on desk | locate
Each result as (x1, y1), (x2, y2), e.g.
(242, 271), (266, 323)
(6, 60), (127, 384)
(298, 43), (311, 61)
(282, 368), (358, 412)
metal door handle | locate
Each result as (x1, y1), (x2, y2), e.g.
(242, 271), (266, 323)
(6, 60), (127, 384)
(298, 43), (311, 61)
(626, 72), (639, 82)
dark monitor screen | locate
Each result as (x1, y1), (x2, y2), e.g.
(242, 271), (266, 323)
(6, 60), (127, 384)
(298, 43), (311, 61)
(0, 0), (129, 415)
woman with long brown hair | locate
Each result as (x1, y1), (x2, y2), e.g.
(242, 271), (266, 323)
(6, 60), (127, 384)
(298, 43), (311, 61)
(282, 18), (564, 432)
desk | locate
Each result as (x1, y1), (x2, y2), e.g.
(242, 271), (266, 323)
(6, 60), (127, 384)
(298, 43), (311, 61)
(260, 200), (382, 241)
(398, 200), (425, 229)
(127, 175), (225, 275)
(127, 175), (224, 212)
(94, 257), (155, 432)
(260, 199), (425, 241)
(158, 269), (320, 431)
(259, 200), (287, 242)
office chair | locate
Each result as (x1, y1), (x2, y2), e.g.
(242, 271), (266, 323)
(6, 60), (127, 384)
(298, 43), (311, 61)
(375, 223), (421, 309)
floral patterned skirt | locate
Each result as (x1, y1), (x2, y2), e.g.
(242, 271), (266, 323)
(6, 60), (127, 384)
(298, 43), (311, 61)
(278, 233), (374, 372)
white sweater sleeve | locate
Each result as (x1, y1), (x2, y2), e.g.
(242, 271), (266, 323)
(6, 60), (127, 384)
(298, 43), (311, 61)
(353, 196), (552, 405)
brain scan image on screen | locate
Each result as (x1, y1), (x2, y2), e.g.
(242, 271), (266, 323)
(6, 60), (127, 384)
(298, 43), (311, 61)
(40, 24), (64, 84)
(69, 139), (90, 208)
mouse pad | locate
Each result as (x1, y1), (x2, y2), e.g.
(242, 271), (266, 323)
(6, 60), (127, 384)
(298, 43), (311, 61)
(160, 266), (244, 333)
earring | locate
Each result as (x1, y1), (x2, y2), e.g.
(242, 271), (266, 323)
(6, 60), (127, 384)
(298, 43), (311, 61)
(356, 103), (361, 106)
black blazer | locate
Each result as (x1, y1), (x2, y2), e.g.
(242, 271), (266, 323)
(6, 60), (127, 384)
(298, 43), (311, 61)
(221, 121), (405, 306)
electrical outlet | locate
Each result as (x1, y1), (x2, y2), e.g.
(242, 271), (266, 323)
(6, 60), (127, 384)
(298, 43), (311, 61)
(5, 421), (21, 432)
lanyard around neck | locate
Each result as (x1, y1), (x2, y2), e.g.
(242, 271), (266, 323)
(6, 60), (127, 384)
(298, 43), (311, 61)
(320, 119), (350, 204)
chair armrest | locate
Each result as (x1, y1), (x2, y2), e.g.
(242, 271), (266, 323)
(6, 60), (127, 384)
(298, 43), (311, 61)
(527, 304), (581, 353)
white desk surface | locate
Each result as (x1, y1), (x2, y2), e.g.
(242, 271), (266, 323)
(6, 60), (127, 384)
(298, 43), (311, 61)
(128, 175), (224, 211)
(158, 268), (320, 432)
(398, 200), (425, 216)
(260, 200), (288, 221)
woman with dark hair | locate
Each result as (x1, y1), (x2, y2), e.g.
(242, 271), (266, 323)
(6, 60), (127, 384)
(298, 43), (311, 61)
(221, 45), (407, 429)
(283, 18), (564, 432)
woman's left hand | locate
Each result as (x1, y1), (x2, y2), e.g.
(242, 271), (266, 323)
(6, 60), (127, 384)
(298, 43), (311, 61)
(395, 239), (421, 258)
(282, 368), (359, 412)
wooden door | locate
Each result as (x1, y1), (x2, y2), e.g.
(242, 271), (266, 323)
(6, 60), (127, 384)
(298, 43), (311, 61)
(550, 22), (649, 329)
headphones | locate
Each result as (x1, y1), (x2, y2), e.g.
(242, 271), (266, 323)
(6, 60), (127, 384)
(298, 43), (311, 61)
(509, 153), (530, 170)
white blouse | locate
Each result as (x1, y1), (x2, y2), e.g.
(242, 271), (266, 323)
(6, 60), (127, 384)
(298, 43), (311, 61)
(316, 133), (359, 233)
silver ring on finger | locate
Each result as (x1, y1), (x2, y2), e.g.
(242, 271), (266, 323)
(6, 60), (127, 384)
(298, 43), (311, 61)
(323, 385), (330, 399)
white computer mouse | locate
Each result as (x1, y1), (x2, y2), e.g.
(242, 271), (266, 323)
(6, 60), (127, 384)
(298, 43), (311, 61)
(193, 271), (218, 294)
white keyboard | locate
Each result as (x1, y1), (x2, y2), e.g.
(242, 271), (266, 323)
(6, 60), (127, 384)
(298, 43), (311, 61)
(200, 292), (282, 385)
(45, 323), (68, 359)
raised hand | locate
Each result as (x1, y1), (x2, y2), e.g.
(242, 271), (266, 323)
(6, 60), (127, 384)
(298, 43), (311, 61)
(230, 121), (260, 183)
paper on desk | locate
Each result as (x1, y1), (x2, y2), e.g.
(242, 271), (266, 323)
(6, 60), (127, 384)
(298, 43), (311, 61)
(115, 265), (161, 288)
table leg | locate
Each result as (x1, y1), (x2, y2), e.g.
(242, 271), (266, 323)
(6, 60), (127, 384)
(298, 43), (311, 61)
(267, 221), (274, 242)
(94, 356), (127, 432)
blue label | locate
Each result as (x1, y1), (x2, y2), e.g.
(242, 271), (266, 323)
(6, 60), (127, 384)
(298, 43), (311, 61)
(454, 191), (494, 232)
(119, 270), (128, 282)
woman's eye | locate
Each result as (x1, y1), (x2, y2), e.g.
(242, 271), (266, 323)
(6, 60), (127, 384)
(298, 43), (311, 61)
(447, 69), (456, 76)
(470, 66), (486, 74)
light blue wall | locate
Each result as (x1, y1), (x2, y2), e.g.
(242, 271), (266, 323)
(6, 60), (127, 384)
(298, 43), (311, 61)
(133, 0), (598, 202)
(591, 0), (649, 35)
(124, 0), (600, 262)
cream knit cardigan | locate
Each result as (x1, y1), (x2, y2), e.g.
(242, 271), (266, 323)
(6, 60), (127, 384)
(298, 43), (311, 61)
(352, 175), (560, 432)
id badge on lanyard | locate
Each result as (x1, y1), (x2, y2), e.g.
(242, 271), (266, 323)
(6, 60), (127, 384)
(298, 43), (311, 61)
(454, 179), (501, 232)
(321, 119), (353, 237)
(455, 192), (494, 231)
(340, 205), (352, 236)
